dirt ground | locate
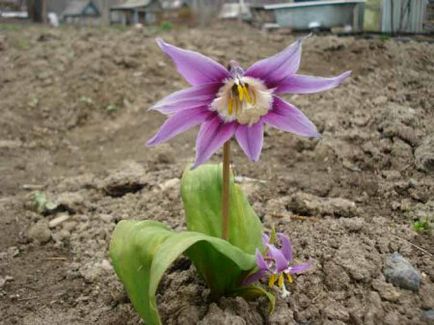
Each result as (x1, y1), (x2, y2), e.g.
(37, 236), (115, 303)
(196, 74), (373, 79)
(0, 22), (433, 325)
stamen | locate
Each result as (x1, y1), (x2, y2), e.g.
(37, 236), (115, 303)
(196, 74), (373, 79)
(210, 76), (273, 125)
(237, 84), (244, 101)
(234, 97), (239, 114)
(286, 273), (293, 283)
(268, 274), (276, 287)
(278, 273), (284, 288)
(243, 86), (252, 104)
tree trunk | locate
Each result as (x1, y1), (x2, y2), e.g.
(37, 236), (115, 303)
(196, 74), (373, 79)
(26, 0), (47, 23)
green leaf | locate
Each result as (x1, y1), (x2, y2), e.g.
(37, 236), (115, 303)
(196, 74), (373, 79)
(110, 220), (256, 325)
(33, 191), (58, 214)
(110, 220), (172, 325)
(230, 285), (276, 314)
(181, 164), (263, 254)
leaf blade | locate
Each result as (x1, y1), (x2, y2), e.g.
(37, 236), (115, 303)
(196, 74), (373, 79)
(181, 164), (263, 254)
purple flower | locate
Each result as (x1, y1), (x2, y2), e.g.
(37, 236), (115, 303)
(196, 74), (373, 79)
(243, 232), (311, 297)
(147, 38), (350, 167)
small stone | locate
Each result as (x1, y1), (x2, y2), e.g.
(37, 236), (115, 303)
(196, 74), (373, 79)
(288, 192), (357, 218)
(159, 178), (180, 191)
(372, 279), (401, 302)
(28, 220), (51, 243)
(48, 213), (70, 228)
(384, 252), (421, 291)
(422, 309), (434, 324)
(0, 275), (13, 288)
(100, 259), (113, 272)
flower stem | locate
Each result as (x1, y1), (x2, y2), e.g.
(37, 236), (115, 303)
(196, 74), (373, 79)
(222, 140), (231, 240)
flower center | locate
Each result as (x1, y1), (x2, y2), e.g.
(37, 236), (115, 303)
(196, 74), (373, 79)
(210, 76), (273, 125)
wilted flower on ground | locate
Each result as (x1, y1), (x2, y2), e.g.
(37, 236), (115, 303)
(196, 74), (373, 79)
(243, 232), (311, 298)
(147, 38), (350, 167)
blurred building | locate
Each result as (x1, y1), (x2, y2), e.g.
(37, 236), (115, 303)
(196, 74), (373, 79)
(381, 0), (428, 33)
(249, 0), (366, 32)
(109, 0), (192, 25)
(61, 0), (101, 24)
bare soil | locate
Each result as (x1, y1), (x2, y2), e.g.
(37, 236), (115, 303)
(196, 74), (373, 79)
(0, 22), (433, 325)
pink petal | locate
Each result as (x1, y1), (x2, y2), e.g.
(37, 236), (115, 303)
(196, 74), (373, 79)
(277, 233), (292, 262)
(193, 116), (237, 168)
(262, 233), (270, 246)
(157, 38), (230, 86)
(235, 122), (264, 162)
(275, 71), (351, 94)
(255, 249), (268, 271)
(152, 83), (221, 115)
(262, 97), (320, 138)
(241, 249), (268, 285)
(242, 269), (266, 286)
(245, 39), (302, 86)
(289, 262), (311, 274)
(267, 244), (288, 273)
(147, 107), (212, 146)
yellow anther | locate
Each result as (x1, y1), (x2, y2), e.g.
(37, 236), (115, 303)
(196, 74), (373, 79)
(268, 274), (276, 288)
(278, 273), (284, 288)
(234, 98), (240, 114)
(286, 273), (293, 284)
(243, 86), (252, 104)
(237, 84), (244, 101)
(228, 98), (233, 115)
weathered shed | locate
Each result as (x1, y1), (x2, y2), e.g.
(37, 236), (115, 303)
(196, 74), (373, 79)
(250, 0), (365, 32)
(61, 0), (101, 24)
(110, 0), (161, 25)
